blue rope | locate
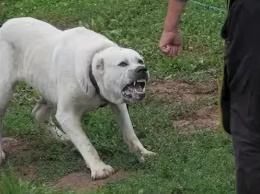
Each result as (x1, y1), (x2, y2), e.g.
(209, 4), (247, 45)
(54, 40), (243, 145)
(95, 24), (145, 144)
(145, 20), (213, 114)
(190, 1), (227, 13)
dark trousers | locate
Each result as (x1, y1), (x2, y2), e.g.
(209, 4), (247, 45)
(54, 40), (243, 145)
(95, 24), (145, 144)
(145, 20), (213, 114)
(220, 0), (260, 193)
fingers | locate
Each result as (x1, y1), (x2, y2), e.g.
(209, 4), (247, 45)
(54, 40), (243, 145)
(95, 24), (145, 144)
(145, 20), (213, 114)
(158, 30), (183, 57)
(159, 45), (182, 57)
(168, 46), (177, 56)
(159, 45), (171, 55)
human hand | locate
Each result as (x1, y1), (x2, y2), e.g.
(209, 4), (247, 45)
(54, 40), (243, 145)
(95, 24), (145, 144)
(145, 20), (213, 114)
(158, 29), (182, 57)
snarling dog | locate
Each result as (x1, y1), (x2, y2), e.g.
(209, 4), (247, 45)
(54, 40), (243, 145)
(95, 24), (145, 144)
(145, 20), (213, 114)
(0, 17), (155, 180)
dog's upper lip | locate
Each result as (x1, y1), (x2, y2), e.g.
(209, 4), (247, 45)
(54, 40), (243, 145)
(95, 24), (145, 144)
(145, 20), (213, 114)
(123, 79), (146, 90)
(132, 79), (146, 85)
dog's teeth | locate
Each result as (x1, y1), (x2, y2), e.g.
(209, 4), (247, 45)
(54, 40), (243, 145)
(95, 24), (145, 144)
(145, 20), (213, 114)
(134, 82), (136, 85)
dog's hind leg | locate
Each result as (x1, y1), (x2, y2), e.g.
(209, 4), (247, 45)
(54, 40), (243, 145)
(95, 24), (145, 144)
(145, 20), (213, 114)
(32, 98), (70, 142)
(0, 88), (13, 165)
(0, 41), (15, 165)
(0, 96), (11, 166)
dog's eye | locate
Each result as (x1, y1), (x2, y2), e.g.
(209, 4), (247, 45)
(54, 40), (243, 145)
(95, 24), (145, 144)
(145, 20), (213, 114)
(118, 62), (128, 67)
(138, 59), (144, 64)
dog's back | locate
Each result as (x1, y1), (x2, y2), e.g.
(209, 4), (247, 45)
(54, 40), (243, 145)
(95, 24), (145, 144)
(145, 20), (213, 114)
(1, 17), (61, 51)
(0, 17), (117, 102)
(0, 17), (63, 104)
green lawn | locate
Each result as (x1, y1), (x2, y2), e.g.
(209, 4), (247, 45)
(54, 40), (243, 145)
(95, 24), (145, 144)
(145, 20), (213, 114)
(0, 0), (235, 194)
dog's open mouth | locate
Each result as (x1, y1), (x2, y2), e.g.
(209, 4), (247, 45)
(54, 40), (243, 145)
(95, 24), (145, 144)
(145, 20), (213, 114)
(122, 79), (146, 101)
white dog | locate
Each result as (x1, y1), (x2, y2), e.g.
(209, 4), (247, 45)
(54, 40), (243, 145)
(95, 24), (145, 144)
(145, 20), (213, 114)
(0, 17), (155, 180)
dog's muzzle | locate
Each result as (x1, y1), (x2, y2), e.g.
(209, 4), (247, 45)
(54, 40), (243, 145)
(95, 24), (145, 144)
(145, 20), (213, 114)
(122, 66), (148, 102)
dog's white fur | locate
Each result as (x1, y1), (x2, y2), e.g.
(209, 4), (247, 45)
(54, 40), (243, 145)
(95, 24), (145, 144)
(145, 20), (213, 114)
(0, 17), (155, 180)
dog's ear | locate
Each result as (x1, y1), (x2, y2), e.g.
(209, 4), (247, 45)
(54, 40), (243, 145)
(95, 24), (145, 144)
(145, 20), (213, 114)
(96, 58), (104, 73)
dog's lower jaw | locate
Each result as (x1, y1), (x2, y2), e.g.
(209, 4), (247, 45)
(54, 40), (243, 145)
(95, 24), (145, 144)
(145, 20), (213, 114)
(90, 161), (114, 180)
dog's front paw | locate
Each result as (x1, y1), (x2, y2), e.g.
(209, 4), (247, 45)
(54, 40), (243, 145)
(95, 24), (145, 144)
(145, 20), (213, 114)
(0, 151), (6, 166)
(91, 162), (114, 180)
(138, 149), (156, 163)
(141, 150), (156, 156)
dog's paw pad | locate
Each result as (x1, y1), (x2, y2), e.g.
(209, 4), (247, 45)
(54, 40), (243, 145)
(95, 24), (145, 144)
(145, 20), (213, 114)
(91, 164), (114, 180)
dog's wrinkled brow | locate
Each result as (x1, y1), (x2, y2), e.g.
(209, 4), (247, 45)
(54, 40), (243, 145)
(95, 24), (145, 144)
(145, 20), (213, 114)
(136, 58), (144, 64)
(118, 60), (129, 67)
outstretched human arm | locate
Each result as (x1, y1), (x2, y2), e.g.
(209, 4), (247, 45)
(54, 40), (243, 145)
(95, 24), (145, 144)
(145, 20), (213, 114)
(158, 0), (189, 57)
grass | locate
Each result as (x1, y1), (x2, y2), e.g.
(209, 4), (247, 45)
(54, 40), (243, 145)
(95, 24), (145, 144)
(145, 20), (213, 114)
(0, 0), (236, 194)
(0, 170), (76, 194)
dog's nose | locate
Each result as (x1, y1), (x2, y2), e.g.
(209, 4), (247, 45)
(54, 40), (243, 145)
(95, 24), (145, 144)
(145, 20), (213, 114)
(135, 66), (147, 73)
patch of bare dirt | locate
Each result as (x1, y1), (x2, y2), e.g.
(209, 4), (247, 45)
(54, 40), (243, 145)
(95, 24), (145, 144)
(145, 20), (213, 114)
(148, 80), (218, 102)
(2, 137), (30, 159)
(173, 106), (219, 133)
(53, 170), (128, 192)
(16, 165), (38, 180)
(2, 137), (38, 180)
(148, 80), (219, 132)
